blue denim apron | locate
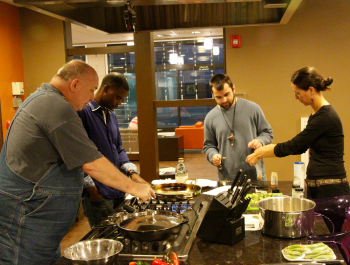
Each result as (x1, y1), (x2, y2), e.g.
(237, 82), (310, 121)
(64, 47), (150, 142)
(0, 90), (84, 264)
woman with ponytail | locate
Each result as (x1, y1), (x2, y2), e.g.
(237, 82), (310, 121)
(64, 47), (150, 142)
(246, 66), (350, 199)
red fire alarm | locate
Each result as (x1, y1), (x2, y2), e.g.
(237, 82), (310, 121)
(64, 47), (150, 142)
(5, 120), (11, 129)
(230, 35), (242, 48)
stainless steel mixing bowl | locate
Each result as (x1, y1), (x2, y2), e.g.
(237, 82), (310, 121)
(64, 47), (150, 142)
(62, 239), (123, 265)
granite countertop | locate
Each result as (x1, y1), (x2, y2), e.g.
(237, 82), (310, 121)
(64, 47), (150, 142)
(55, 182), (344, 265)
(184, 216), (341, 265)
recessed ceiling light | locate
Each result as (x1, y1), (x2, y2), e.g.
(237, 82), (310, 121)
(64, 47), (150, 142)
(213, 46), (220, 56)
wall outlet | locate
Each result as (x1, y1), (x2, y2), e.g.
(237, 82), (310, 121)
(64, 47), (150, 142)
(13, 97), (23, 108)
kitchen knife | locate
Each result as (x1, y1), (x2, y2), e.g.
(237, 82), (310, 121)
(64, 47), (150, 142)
(229, 197), (251, 220)
(239, 183), (252, 203)
(228, 170), (245, 202)
(231, 174), (248, 206)
(227, 169), (243, 195)
(232, 178), (250, 208)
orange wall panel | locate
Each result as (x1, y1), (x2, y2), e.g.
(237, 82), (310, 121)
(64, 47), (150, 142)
(0, 1), (25, 141)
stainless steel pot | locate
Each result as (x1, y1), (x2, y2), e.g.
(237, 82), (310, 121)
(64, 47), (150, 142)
(115, 210), (189, 242)
(153, 183), (201, 202)
(258, 196), (316, 238)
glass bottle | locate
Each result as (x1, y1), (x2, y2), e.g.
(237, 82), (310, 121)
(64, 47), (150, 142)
(271, 172), (278, 189)
(175, 158), (188, 183)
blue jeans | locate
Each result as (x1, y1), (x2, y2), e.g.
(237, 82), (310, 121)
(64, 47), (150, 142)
(0, 90), (83, 265)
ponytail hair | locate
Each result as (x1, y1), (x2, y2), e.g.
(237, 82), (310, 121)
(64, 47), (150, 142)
(291, 66), (332, 92)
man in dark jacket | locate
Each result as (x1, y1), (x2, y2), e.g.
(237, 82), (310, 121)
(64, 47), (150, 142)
(78, 72), (149, 227)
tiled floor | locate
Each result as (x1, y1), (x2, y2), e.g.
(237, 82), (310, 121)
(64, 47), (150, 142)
(60, 152), (218, 253)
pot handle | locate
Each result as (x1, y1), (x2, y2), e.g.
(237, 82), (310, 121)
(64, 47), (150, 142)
(145, 209), (156, 222)
(185, 179), (198, 185)
(282, 212), (300, 227)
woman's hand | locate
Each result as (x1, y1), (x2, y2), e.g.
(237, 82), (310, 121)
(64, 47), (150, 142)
(246, 144), (277, 166)
(246, 153), (260, 166)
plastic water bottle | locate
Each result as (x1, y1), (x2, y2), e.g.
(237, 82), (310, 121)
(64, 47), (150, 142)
(175, 158), (188, 183)
(294, 162), (305, 188)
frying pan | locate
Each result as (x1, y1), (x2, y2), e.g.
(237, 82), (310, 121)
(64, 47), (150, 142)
(115, 210), (189, 242)
(153, 183), (202, 202)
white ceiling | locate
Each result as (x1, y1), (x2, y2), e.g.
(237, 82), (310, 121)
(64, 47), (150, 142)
(72, 23), (223, 45)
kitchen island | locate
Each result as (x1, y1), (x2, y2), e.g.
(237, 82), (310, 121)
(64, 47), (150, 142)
(186, 181), (343, 265)
(55, 181), (344, 264)
(186, 216), (340, 265)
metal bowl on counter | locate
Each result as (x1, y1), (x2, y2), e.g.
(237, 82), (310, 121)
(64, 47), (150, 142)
(62, 239), (123, 265)
(258, 196), (316, 238)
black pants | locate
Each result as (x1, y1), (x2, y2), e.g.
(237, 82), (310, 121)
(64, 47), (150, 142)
(82, 192), (125, 227)
(307, 182), (350, 199)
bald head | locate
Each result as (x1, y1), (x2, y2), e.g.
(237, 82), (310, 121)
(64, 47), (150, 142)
(51, 60), (99, 111)
(55, 60), (95, 82)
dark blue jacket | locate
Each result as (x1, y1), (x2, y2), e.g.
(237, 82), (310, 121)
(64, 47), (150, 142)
(78, 100), (129, 199)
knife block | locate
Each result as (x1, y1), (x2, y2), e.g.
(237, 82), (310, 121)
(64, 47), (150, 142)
(215, 216), (245, 245)
(197, 192), (245, 245)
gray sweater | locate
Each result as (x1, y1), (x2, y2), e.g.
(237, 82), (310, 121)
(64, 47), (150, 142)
(203, 98), (273, 181)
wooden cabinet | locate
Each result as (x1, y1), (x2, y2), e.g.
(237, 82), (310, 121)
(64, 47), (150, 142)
(158, 135), (184, 161)
(121, 129), (184, 161)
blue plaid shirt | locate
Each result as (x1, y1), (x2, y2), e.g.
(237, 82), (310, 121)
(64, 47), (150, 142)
(78, 100), (136, 199)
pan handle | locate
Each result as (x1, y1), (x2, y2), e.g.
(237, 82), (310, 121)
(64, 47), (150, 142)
(181, 215), (189, 224)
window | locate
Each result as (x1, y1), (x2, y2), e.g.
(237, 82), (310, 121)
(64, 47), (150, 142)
(107, 38), (224, 129)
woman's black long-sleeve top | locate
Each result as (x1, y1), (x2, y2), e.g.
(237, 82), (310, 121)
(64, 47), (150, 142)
(274, 105), (346, 179)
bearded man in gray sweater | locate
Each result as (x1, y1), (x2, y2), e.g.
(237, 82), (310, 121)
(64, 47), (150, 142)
(203, 73), (273, 181)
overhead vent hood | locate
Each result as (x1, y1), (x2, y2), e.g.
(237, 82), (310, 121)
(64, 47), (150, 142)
(12, 0), (301, 34)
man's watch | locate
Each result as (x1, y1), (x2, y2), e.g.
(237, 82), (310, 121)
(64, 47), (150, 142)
(128, 170), (137, 178)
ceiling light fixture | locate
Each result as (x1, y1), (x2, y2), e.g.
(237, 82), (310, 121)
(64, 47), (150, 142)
(169, 53), (178, 64)
(213, 46), (220, 56)
(204, 38), (213, 50)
